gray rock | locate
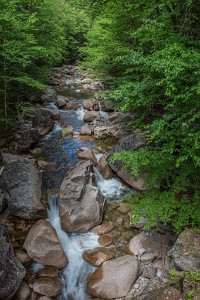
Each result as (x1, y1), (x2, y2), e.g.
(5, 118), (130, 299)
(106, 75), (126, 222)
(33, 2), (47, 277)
(142, 265), (157, 279)
(140, 252), (156, 264)
(0, 225), (26, 300)
(169, 229), (200, 271)
(40, 86), (56, 103)
(60, 160), (105, 233)
(16, 108), (54, 151)
(0, 153), (46, 219)
(128, 278), (181, 300)
(87, 255), (139, 299)
(26, 108), (54, 137)
(0, 190), (5, 212)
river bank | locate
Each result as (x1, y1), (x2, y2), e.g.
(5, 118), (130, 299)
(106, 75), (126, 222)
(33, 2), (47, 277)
(0, 65), (199, 300)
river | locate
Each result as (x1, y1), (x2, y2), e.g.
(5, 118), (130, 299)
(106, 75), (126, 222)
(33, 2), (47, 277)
(38, 77), (132, 299)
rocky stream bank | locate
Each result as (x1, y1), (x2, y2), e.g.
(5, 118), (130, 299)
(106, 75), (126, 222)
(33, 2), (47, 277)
(0, 65), (199, 300)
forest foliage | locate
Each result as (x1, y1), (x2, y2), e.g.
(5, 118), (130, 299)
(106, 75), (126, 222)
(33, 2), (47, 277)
(0, 0), (199, 231)
(0, 0), (89, 127)
(80, 0), (200, 232)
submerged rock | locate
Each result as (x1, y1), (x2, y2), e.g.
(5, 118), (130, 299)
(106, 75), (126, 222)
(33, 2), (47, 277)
(23, 219), (67, 268)
(0, 225), (26, 300)
(87, 255), (139, 299)
(0, 153), (46, 219)
(59, 160), (105, 233)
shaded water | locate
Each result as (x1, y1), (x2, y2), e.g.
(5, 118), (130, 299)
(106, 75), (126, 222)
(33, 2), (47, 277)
(39, 89), (95, 191)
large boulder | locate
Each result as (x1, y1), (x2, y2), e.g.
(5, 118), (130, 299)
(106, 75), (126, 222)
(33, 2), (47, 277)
(108, 133), (148, 190)
(27, 107), (54, 136)
(0, 225), (26, 300)
(0, 153), (46, 219)
(168, 229), (200, 271)
(23, 219), (67, 268)
(59, 160), (105, 233)
(83, 111), (100, 122)
(16, 108), (54, 151)
(87, 255), (139, 299)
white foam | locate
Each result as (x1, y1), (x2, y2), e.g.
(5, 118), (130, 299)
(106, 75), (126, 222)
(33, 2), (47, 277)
(47, 102), (57, 109)
(48, 196), (99, 300)
(76, 106), (85, 121)
(99, 101), (109, 118)
(93, 166), (129, 202)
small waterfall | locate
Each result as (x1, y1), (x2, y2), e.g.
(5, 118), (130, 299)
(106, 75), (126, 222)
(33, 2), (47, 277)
(76, 106), (85, 121)
(41, 123), (62, 141)
(47, 102), (57, 109)
(48, 195), (99, 300)
(98, 101), (108, 118)
(93, 166), (130, 203)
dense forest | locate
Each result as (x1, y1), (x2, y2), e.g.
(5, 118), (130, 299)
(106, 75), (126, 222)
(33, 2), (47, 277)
(0, 0), (200, 232)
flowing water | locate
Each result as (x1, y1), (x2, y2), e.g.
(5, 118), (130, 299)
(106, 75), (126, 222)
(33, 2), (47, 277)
(39, 83), (133, 299)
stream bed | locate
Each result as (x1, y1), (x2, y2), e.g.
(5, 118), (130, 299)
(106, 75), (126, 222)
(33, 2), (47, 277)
(38, 81), (134, 299)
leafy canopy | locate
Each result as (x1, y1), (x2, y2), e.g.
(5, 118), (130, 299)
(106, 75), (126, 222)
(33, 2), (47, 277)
(82, 0), (200, 232)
